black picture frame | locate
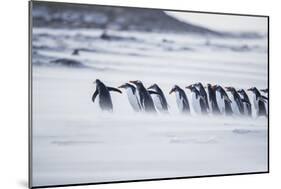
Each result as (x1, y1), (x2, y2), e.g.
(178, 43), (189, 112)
(28, 1), (270, 188)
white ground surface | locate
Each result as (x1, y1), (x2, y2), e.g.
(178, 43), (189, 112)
(32, 28), (268, 187)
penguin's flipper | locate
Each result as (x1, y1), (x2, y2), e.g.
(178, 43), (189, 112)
(261, 95), (268, 100)
(261, 89), (268, 93)
(223, 94), (232, 103)
(148, 90), (160, 95)
(92, 90), (99, 103)
(107, 87), (122, 94)
(257, 96), (267, 103)
(241, 99), (251, 105)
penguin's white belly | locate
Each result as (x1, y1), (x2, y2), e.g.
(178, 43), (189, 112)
(192, 94), (201, 114)
(207, 92), (213, 113)
(216, 91), (225, 113)
(251, 94), (259, 117)
(243, 103), (249, 115)
(207, 91), (213, 112)
(229, 95), (240, 115)
(152, 95), (164, 112)
(126, 89), (141, 112)
(135, 89), (143, 109)
(263, 100), (268, 115)
(175, 92), (184, 112)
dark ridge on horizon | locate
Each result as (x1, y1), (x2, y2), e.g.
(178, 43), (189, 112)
(31, 1), (265, 38)
(31, 1), (223, 36)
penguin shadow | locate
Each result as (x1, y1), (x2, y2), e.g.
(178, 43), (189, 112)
(51, 140), (104, 146)
(232, 129), (252, 134)
(153, 131), (219, 144)
(169, 135), (219, 144)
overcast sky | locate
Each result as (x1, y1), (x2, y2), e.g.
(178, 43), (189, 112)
(166, 11), (268, 34)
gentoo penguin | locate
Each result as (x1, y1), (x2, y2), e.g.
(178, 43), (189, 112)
(118, 83), (142, 112)
(169, 85), (190, 114)
(247, 87), (267, 117)
(186, 85), (208, 115)
(130, 80), (157, 113)
(92, 79), (122, 111)
(207, 84), (220, 115)
(147, 84), (169, 113)
(237, 89), (252, 116)
(194, 82), (209, 111)
(213, 85), (233, 116)
(225, 87), (244, 116)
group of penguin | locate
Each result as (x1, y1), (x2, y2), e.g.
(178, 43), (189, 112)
(92, 79), (268, 117)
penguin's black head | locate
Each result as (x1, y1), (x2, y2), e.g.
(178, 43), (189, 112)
(195, 82), (204, 88)
(94, 79), (102, 85)
(237, 89), (245, 94)
(148, 84), (158, 90)
(247, 87), (258, 93)
(169, 85), (179, 94)
(130, 80), (142, 86)
(118, 83), (130, 89)
(185, 84), (194, 90)
(225, 86), (236, 92)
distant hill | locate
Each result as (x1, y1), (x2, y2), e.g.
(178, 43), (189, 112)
(32, 1), (224, 36)
(32, 2), (265, 38)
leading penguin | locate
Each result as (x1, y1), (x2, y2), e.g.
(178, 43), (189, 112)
(147, 83), (169, 113)
(92, 79), (122, 111)
(130, 80), (157, 113)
